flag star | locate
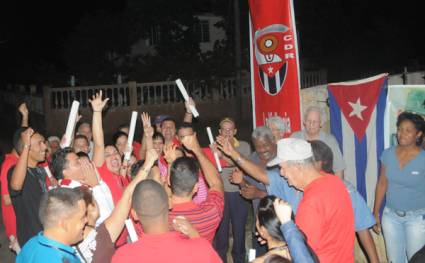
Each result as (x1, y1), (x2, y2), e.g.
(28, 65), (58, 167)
(267, 66), (274, 73)
(348, 98), (367, 120)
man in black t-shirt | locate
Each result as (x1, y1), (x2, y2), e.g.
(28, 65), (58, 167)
(8, 127), (48, 246)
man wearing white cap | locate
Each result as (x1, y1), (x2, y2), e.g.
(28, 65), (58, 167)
(267, 138), (355, 263)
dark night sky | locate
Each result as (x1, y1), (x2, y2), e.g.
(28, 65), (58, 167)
(0, 0), (424, 85)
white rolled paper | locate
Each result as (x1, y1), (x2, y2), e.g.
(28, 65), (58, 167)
(44, 166), (53, 178)
(175, 78), (199, 117)
(248, 249), (256, 262)
(125, 219), (139, 242)
(124, 111), (138, 161)
(206, 127), (222, 172)
(63, 101), (80, 147)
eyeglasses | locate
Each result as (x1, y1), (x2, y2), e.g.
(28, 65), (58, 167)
(305, 120), (320, 126)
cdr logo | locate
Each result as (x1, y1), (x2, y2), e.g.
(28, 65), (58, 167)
(254, 24), (295, 95)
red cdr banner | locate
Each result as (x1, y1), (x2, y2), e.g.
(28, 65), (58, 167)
(248, 0), (301, 134)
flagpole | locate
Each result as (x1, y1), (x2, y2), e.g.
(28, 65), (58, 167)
(289, 0), (302, 126)
(249, 15), (256, 130)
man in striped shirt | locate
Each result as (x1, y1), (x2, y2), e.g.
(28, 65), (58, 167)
(168, 133), (224, 243)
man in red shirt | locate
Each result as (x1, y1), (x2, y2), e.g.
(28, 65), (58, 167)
(168, 133), (224, 243)
(267, 138), (355, 263)
(112, 179), (221, 263)
(1, 146), (19, 248)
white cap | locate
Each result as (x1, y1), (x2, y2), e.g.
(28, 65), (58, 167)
(267, 138), (313, 167)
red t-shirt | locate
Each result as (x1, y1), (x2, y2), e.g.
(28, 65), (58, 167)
(202, 147), (228, 168)
(0, 153), (18, 238)
(295, 174), (355, 263)
(169, 190), (224, 243)
(111, 231), (221, 263)
(132, 141), (141, 160)
(97, 163), (128, 247)
(97, 163), (124, 205)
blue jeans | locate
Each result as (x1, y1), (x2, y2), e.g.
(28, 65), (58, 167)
(381, 206), (425, 263)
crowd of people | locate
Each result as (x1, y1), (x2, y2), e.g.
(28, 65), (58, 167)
(0, 93), (424, 263)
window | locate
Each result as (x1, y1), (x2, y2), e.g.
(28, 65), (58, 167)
(195, 20), (210, 43)
(149, 25), (161, 46)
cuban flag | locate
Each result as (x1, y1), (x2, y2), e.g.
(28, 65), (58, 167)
(328, 73), (388, 209)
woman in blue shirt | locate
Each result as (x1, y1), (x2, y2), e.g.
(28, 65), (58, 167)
(373, 112), (425, 263)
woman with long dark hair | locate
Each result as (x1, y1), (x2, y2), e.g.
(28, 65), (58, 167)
(253, 196), (318, 263)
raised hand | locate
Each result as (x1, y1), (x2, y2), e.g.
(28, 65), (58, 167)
(18, 103), (29, 117)
(141, 112), (154, 138)
(273, 198), (292, 224)
(163, 144), (178, 164)
(21, 128), (34, 148)
(216, 135), (236, 157)
(185, 97), (196, 113)
(80, 159), (99, 187)
(172, 216), (200, 238)
(141, 112), (151, 127)
(181, 134), (201, 154)
(59, 134), (68, 149)
(89, 90), (109, 112)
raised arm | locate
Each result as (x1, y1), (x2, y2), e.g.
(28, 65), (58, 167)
(216, 135), (270, 185)
(104, 148), (158, 242)
(18, 103), (29, 127)
(90, 91), (109, 167)
(10, 128), (33, 191)
(139, 113), (154, 160)
(181, 134), (224, 193)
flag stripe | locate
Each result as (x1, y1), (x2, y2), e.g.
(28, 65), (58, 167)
(355, 134), (367, 199)
(329, 92), (343, 151)
(376, 84), (387, 170)
(269, 74), (277, 94)
(365, 108), (378, 208)
(275, 71), (281, 93)
(262, 71), (269, 93)
(375, 84), (388, 212)
(342, 114), (357, 187)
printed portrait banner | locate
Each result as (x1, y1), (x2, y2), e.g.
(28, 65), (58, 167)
(385, 85), (425, 148)
(248, 0), (301, 133)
